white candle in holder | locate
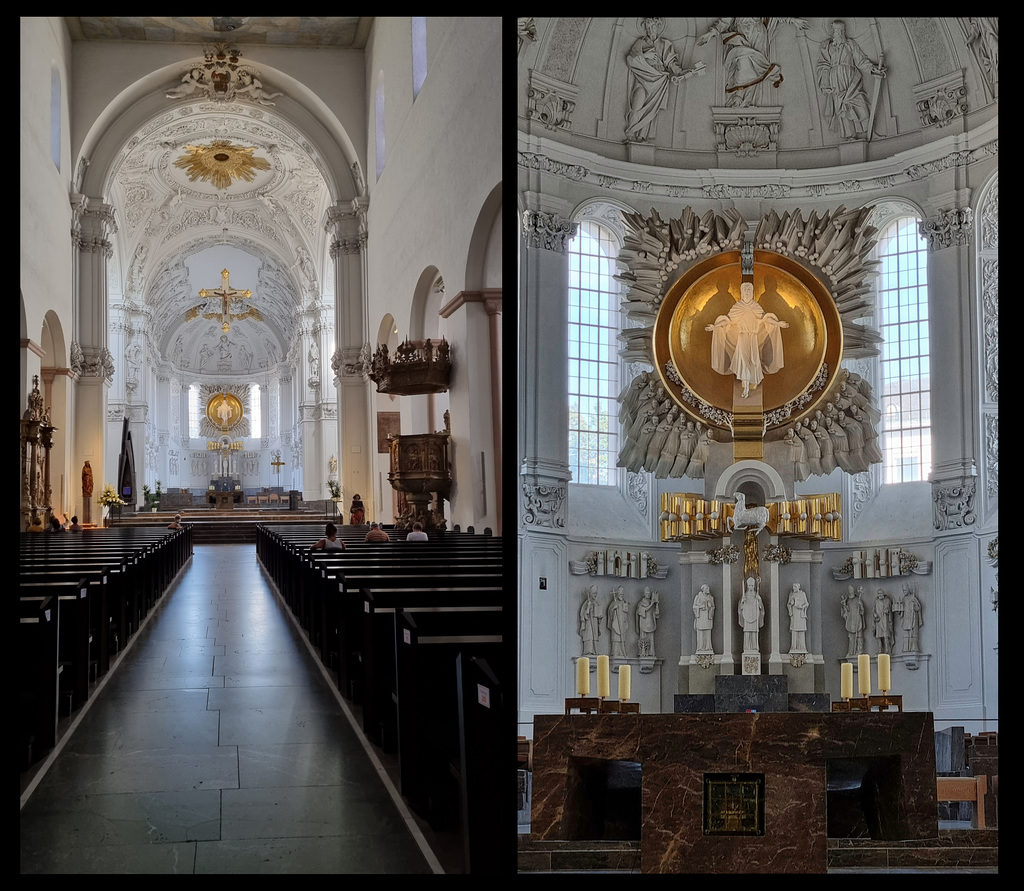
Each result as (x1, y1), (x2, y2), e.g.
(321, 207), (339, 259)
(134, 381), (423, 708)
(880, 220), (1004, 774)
(577, 657), (590, 696)
(878, 653), (891, 692)
(619, 665), (631, 701)
(858, 653), (871, 695)
(597, 655), (610, 698)
(841, 662), (853, 699)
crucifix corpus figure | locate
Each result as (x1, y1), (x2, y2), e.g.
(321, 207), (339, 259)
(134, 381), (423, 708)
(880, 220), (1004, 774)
(706, 281), (789, 398)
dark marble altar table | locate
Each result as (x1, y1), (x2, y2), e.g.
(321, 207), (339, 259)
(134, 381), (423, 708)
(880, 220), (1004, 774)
(531, 711), (937, 873)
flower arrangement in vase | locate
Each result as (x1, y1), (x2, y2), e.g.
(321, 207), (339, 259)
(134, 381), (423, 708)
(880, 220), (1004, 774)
(98, 484), (126, 526)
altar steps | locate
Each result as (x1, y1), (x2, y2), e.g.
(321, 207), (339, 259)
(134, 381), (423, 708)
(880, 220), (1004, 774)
(517, 831), (997, 873)
(110, 510), (331, 545)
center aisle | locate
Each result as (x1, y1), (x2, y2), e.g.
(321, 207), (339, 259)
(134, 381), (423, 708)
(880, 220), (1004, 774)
(20, 544), (436, 874)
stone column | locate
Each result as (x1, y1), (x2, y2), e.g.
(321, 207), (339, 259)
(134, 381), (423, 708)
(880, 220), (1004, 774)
(327, 199), (372, 521)
(518, 205), (577, 724)
(921, 198), (978, 531)
(71, 195), (116, 519)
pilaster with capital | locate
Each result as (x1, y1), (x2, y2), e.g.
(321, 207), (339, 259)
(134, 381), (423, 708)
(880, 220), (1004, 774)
(921, 195), (978, 530)
(71, 195), (117, 508)
(519, 203), (578, 723)
(519, 206), (576, 532)
(326, 198), (372, 517)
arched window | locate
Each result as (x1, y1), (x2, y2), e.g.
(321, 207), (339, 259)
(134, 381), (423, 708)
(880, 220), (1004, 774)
(875, 216), (931, 483)
(50, 66), (61, 171)
(375, 72), (386, 181)
(567, 220), (620, 486)
(188, 384), (201, 439)
(250, 383), (262, 439)
(412, 17), (427, 99)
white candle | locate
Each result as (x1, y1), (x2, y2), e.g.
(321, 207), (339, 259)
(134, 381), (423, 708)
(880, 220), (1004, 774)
(878, 653), (891, 692)
(841, 662), (853, 699)
(858, 654), (871, 695)
(619, 665), (631, 701)
(597, 655), (610, 698)
(577, 657), (590, 696)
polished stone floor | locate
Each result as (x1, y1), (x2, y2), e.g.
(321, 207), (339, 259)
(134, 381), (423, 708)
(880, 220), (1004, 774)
(20, 545), (449, 874)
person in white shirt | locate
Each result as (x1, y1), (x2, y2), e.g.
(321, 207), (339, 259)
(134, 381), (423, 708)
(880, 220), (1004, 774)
(406, 521), (428, 541)
(311, 522), (346, 551)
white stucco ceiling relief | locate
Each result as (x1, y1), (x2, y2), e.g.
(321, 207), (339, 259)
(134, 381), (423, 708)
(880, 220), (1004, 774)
(109, 98), (334, 380)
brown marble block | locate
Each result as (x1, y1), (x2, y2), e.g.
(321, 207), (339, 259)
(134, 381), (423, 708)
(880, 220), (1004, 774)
(531, 711), (937, 874)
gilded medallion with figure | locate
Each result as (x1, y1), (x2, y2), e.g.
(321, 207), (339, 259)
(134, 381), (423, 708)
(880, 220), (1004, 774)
(207, 392), (244, 430)
(652, 250), (843, 440)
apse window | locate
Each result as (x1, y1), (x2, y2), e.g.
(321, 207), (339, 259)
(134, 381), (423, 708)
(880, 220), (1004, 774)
(188, 384), (201, 439)
(567, 220), (620, 486)
(876, 217), (931, 483)
(703, 773), (765, 836)
(250, 383), (261, 438)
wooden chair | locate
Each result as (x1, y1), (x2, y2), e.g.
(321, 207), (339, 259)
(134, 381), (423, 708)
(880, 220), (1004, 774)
(936, 775), (988, 828)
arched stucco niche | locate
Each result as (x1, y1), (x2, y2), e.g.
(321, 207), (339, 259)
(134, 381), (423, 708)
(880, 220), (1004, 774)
(408, 266), (448, 434)
(75, 57), (363, 204)
(40, 310), (72, 519)
(713, 460), (788, 507)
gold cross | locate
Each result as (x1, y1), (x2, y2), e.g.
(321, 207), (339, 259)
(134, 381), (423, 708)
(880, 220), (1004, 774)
(186, 268), (263, 332)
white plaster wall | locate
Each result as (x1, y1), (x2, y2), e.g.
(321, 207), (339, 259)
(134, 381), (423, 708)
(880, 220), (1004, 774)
(364, 17), (501, 530)
(20, 18), (74, 393)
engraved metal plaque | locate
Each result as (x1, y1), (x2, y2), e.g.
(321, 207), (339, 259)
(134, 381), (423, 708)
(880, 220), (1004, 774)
(704, 773), (765, 835)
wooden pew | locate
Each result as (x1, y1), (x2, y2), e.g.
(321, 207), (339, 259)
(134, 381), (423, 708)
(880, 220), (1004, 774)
(19, 593), (60, 763)
(937, 775), (989, 828)
(393, 605), (504, 827)
(456, 655), (504, 874)
(19, 576), (90, 712)
(359, 586), (504, 747)
(328, 571), (504, 698)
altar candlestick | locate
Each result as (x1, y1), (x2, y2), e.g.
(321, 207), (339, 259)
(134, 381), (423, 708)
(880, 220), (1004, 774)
(619, 665), (631, 701)
(858, 654), (870, 695)
(841, 662), (853, 700)
(878, 653), (891, 692)
(577, 657), (589, 696)
(597, 655), (610, 698)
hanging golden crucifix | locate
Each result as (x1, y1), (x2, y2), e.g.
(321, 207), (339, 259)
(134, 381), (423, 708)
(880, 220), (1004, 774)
(185, 268), (263, 332)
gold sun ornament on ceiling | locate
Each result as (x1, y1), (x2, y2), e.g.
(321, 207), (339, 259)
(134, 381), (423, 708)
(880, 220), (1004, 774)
(173, 140), (271, 190)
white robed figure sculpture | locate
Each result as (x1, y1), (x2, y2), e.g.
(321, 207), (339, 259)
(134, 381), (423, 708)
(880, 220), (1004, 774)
(705, 281), (789, 397)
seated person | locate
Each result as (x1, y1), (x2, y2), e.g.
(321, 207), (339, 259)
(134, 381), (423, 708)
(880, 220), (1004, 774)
(364, 522), (390, 542)
(311, 522), (346, 552)
(167, 514), (183, 530)
(405, 521), (428, 541)
(46, 515), (65, 533)
(68, 515), (84, 532)
(349, 494), (365, 526)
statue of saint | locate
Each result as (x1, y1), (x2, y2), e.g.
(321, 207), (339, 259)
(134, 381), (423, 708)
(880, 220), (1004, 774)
(738, 577), (764, 653)
(636, 587), (659, 657)
(81, 460), (94, 498)
(873, 588), (894, 654)
(625, 18), (688, 142)
(787, 583), (809, 653)
(607, 586), (629, 658)
(841, 585), (866, 657)
(579, 586), (603, 656)
(705, 281), (789, 397)
(693, 584), (715, 653)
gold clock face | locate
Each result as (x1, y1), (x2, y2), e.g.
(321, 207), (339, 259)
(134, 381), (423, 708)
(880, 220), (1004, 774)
(651, 250), (843, 435)
(207, 392), (243, 429)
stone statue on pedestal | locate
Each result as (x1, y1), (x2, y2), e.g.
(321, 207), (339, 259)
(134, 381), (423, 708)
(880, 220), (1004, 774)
(841, 584), (866, 656)
(787, 582), (809, 653)
(607, 586), (629, 658)
(579, 586), (603, 656)
(873, 588), (894, 654)
(693, 584), (715, 653)
(738, 577), (764, 653)
(636, 587), (660, 657)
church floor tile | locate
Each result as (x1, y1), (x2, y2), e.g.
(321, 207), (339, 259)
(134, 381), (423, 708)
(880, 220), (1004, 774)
(20, 545), (446, 874)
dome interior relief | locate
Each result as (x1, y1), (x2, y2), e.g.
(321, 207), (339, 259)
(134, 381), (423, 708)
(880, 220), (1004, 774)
(110, 95), (335, 378)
